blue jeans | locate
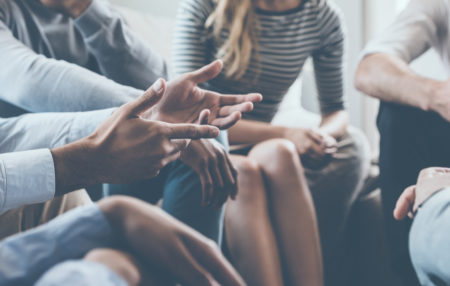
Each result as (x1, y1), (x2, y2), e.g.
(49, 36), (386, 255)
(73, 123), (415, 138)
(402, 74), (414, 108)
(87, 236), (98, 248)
(104, 132), (229, 244)
(410, 188), (450, 286)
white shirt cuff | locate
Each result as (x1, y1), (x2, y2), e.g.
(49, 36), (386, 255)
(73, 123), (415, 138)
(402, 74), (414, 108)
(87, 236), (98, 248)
(0, 149), (55, 214)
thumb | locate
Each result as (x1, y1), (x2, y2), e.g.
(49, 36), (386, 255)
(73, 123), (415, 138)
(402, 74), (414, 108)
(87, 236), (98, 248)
(125, 78), (166, 116)
(189, 60), (223, 83)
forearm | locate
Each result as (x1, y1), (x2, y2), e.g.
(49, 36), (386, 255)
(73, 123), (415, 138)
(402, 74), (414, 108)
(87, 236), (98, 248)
(0, 109), (114, 153)
(228, 119), (287, 145)
(51, 138), (102, 196)
(319, 110), (349, 138)
(0, 23), (141, 113)
(355, 53), (438, 111)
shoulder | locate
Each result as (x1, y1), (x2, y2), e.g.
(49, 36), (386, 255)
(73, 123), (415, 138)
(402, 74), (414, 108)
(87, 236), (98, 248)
(178, 0), (216, 22)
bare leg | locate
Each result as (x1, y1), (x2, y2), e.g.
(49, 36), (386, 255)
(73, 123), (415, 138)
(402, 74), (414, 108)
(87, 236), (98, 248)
(249, 139), (323, 286)
(225, 155), (284, 286)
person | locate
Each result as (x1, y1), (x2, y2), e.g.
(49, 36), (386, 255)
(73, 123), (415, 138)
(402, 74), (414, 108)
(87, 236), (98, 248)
(0, 0), (261, 242)
(0, 196), (245, 286)
(355, 0), (450, 284)
(0, 85), (246, 286)
(394, 167), (450, 286)
(173, 0), (370, 285)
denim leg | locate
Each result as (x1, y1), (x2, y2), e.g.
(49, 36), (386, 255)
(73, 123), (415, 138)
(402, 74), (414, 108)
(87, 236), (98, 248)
(160, 132), (229, 244)
(161, 160), (225, 244)
(410, 188), (450, 286)
(104, 131), (229, 244)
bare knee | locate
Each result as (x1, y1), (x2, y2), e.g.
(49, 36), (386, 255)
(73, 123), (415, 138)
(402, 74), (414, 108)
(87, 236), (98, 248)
(84, 248), (141, 286)
(249, 139), (303, 173)
(230, 156), (267, 204)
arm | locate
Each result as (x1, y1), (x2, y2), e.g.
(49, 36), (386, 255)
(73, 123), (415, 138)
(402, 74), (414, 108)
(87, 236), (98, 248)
(0, 204), (117, 285)
(354, 0), (450, 121)
(0, 109), (114, 153)
(313, 0), (348, 139)
(0, 20), (141, 113)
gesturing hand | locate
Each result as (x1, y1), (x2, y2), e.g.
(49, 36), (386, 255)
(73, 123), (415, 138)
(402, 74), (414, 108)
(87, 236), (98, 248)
(284, 127), (338, 168)
(180, 139), (238, 207)
(146, 60), (263, 129)
(40, 0), (92, 18)
(394, 167), (450, 220)
(52, 80), (220, 192)
(100, 196), (246, 286)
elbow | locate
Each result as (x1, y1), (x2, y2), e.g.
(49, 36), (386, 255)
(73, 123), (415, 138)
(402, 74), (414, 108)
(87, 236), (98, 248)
(353, 59), (370, 92)
(354, 56), (376, 95)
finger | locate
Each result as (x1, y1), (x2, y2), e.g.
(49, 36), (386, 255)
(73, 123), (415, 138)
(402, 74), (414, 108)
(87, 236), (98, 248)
(170, 139), (190, 153)
(393, 185), (416, 220)
(210, 111), (242, 130)
(307, 129), (325, 145)
(189, 60), (223, 83)
(208, 159), (225, 206)
(188, 238), (245, 286)
(219, 153), (237, 200)
(199, 175), (209, 207)
(125, 78), (165, 116)
(227, 156), (239, 199)
(324, 146), (338, 154)
(308, 140), (327, 158)
(218, 102), (254, 116)
(165, 123), (220, 139)
(198, 109), (211, 125)
(203, 170), (214, 206)
(219, 93), (263, 105)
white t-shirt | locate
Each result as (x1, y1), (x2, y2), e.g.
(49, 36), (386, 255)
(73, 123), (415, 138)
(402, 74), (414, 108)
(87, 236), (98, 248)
(362, 0), (450, 73)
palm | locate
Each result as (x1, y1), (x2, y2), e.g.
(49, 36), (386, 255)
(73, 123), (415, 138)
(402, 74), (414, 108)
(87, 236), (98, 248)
(144, 61), (262, 129)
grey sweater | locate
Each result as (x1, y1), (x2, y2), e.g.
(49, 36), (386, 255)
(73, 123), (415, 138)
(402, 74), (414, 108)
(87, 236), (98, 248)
(0, 0), (167, 117)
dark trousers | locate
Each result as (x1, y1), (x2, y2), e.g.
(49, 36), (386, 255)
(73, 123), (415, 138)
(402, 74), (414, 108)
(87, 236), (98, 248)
(377, 102), (450, 285)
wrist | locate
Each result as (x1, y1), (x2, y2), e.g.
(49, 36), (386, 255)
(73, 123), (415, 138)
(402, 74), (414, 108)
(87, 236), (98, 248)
(50, 137), (99, 195)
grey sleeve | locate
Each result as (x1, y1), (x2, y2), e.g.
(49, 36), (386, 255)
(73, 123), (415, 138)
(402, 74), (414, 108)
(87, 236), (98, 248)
(0, 20), (142, 113)
(0, 205), (116, 285)
(0, 108), (114, 153)
(312, 0), (346, 115)
(74, 0), (168, 90)
(360, 0), (448, 63)
(172, 0), (214, 77)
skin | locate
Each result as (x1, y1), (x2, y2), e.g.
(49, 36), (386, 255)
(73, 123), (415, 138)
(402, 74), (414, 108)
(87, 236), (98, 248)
(394, 168), (450, 221)
(90, 196), (247, 286)
(355, 53), (450, 122)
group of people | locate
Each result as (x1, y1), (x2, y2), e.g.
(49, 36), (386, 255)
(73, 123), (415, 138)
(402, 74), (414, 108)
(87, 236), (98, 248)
(0, 0), (449, 285)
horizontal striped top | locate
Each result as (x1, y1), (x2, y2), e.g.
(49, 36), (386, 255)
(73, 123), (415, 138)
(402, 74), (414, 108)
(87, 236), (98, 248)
(172, 0), (346, 123)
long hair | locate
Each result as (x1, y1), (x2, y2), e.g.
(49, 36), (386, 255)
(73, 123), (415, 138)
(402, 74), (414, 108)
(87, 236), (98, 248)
(205, 0), (258, 80)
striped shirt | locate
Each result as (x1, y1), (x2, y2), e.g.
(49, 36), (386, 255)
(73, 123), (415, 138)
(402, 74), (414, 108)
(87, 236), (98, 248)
(173, 0), (346, 123)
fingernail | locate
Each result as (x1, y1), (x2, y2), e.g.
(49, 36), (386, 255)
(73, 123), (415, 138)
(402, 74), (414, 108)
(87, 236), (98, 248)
(152, 79), (164, 94)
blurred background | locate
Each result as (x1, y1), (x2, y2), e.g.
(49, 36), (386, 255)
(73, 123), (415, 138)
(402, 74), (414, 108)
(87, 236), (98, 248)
(110, 0), (447, 155)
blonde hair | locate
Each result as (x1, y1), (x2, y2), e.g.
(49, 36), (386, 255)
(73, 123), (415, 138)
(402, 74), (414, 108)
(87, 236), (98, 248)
(206, 0), (258, 80)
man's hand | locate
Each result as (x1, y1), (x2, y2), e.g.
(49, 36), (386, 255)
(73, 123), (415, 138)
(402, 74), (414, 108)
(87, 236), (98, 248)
(99, 196), (246, 286)
(180, 139), (238, 207)
(394, 167), (450, 220)
(40, 0), (92, 18)
(430, 80), (450, 122)
(284, 127), (338, 168)
(146, 60), (263, 129)
(51, 80), (220, 194)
